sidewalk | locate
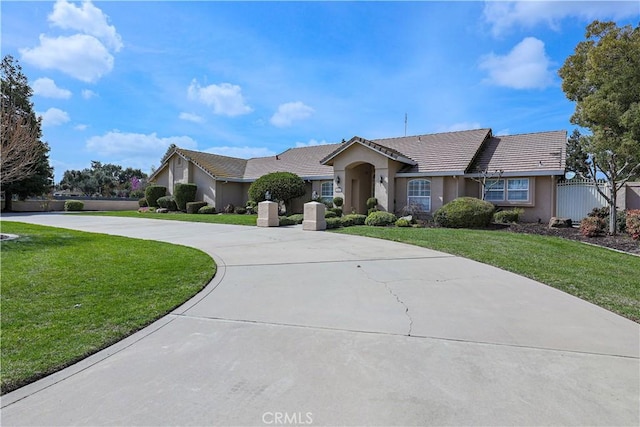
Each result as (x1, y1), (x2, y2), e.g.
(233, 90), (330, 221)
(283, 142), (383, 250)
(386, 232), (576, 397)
(2, 213), (639, 426)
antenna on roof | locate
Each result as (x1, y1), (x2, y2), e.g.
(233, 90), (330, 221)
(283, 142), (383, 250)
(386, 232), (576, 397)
(404, 113), (408, 136)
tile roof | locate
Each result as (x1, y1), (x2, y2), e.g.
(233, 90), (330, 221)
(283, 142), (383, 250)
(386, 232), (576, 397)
(373, 128), (492, 174)
(153, 128), (565, 182)
(176, 148), (248, 179)
(243, 144), (339, 180)
(469, 130), (567, 174)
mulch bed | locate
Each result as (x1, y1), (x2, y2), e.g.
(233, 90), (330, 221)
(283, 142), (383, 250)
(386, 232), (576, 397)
(504, 223), (640, 255)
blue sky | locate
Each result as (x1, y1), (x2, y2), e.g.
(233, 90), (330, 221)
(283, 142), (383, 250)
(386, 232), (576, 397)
(2, 1), (638, 182)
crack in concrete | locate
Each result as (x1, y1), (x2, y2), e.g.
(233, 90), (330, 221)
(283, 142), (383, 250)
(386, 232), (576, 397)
(357, 265), (413, 336)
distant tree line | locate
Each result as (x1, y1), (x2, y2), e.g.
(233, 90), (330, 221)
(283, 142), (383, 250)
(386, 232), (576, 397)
(58, 161), (148, 198)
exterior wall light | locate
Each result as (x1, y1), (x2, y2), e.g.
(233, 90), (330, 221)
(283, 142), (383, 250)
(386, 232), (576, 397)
(380, 175), (384, 184)
(335, 176), (340, 184)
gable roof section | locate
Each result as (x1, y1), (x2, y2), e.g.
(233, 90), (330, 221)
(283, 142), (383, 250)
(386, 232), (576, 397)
(320, 136), (418, 166)
(244, 143), (339, 180)
(469, 130), (567, 176)
(176, 148), (248, 179)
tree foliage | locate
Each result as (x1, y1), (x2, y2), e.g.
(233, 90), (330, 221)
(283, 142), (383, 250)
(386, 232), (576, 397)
(1, 55), (53, 209)
(58, 161), (147, 197)
(558, 21), (640, 234)
(248, 172), (306, 211)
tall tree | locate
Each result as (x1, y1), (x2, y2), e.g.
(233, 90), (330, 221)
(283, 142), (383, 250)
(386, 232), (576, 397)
(558, 21), (640, 234)
(1, 55), (53, 210)
(565, 129), (590, 177)
(58, 162), (147, 197)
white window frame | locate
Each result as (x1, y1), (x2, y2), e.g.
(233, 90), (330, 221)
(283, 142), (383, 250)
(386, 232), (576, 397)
(484, 178), (530, 202)
(320, 181), (333, 202)
(407, 179), (431, 212)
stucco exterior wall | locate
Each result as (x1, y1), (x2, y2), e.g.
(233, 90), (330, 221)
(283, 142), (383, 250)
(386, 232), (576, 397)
(190, 166), (216, 206)
(215, 181), (245, 210)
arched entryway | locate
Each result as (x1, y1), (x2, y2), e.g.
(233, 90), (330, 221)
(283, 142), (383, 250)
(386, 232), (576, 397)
(344, 162), (375, 214)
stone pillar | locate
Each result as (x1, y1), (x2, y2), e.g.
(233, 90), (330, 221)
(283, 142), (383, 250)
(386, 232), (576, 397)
(257, 201), (279, 227)
(303, 201), (326, 231)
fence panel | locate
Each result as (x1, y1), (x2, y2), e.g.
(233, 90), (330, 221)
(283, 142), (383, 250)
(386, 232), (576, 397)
(557, 179), (609, 222)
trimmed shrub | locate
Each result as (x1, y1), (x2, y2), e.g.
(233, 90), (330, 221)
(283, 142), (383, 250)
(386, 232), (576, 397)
(138, 198), (148, 207)
(145, 185), (167, 208)
(246, 200), (258, 214)
(248, 172), (306, 211)
(157, 196), (177, 211)
(174, 183), (197, 211)
(493, 208), (523, 224)
(365, 211), (397, 226)
(325, 217), (343, 229)
(626, 209), (640, 240)
(130, 189), (145, 199)
(395, 218), (411, 227)
(580, 216), (606, 237)
(186, 201), (207, 214)
(64, 200), (84, 211)
(588, 206), (627, 233)
(279, 216), (296, 226)
(328, 207), (343, 217)
(224, 203), (235, 214)
(344, 214), (367, 225)
(366, 197), (378, 210)
(340, 216), (354, 227)
(234, 206), (247, 215)
(333, 197), (344, 207)
(325, 211), (337, 218)
(287, 214), (304, 224)
(198, 206), (216, 214)
(433, 197), (495, 228)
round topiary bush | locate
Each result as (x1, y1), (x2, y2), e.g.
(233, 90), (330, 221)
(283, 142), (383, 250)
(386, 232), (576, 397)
(138, 198), (148, 207)
(365, 211), (397, 226)
(248, 172), (306, 212)
(145, 185), (167, 208)
(325, 211), (337, 219)
(493, 208), (523, 224)
(333, 197), (344, 207)
(434, 197), (495, 228)
(366, 197), (378, 210)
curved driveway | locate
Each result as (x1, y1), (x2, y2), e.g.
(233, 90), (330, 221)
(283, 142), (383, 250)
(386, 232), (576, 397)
(2, 213), (639, 426)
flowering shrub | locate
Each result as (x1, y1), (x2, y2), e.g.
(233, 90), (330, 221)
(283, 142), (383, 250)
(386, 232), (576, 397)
(580, 216), (606, 237)
(626, 209), (640, 240)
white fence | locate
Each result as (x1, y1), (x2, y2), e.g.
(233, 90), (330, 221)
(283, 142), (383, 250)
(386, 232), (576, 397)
(557, 179), (609, 222)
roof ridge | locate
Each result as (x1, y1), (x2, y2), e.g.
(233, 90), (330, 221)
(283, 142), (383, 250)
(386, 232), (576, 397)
(177, 148), (248, 162)
(495, 130), (567, 137)
(375, 128), (491, 142)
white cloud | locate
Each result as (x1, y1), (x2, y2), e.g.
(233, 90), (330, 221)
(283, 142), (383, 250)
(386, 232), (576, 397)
(479, 37), (554, 89)
(295, 138), (330, 148)
(33, 77), (72, 99)
(74, 124), (88, 131)
(86, 131), (197, 156)
(179, 112), (204, 123)
(39, 107), (70, 127)
(82, 89), (97, 99)
(204, 146), (276, 159)
(270, 101), (315, 127)
(437, 122), (483, 133)
(48, 0), (122, 51)
(20, 34), (114, 83)
(483, 1), (639, 37)
(187, 80), (253, 117)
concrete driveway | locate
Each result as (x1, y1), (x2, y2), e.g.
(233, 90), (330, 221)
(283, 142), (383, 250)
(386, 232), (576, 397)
(1, 213), (638, 426)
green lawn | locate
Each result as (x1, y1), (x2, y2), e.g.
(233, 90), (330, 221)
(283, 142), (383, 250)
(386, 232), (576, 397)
(334, 226), (640, 323)
(79, 210), (257, 226)
(0, 221), (216, 394)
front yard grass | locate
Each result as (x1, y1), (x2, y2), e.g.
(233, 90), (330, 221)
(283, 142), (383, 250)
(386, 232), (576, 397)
(0, 222), (216, 394)
(334, 226), (640, 323)
(78, 210), (257, 226)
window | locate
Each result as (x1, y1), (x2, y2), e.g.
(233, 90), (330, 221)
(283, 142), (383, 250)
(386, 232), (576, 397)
(407, 179), (431, 211)
(320, 181), (333, 202)
(484, 179), (505, 201)
(484, 178), (530, 202)
(507, 179), (529, 201)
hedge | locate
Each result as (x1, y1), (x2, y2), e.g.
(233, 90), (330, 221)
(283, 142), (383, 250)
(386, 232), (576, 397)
(186, 201), (207, 214)
(145, 185), (167, 208)
(174, 183), (198, 211)
(365, 211), (397, 226)
(64, 200), (84, 211)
